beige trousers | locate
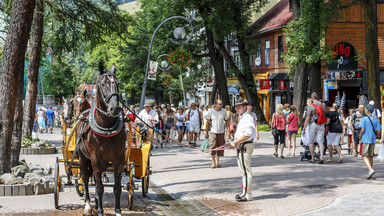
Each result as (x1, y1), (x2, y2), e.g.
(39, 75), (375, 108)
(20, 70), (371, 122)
(237, 142), (254, 198)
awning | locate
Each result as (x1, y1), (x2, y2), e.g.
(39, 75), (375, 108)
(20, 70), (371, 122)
(268, 72), (289, 80)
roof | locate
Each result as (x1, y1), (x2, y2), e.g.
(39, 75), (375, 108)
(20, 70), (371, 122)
(249, 0), (292, 34)
(78, 83), (96, 92)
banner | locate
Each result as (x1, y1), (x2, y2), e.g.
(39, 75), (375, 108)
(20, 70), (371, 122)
(148, 61), (158, 80)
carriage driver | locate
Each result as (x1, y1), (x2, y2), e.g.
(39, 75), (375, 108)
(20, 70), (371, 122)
(230, 98), (257, 202)
(137, 102), (159, 126)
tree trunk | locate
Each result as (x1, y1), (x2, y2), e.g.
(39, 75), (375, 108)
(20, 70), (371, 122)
(0, 0), (35, 174)
(209, 81), (217, 105)
(22, 0), (44, 139)
(308, 61), (321, 96)
(290, 0), (300, 19)
(206, 28), (230, 106)
(293, 62), (309, 124)
(11, 71), (24, 167)
(217, 41), (268, 124)
(362, 0), (380, 106)
(130, 88), (135, 104)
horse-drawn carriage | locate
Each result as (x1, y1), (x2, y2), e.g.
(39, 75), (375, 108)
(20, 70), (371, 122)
(54, 63), (152, 215)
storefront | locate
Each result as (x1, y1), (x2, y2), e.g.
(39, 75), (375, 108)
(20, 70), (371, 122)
(323, 42), (365, 110)
(254, 74), (271, 123)
(268, 72), (293, 116)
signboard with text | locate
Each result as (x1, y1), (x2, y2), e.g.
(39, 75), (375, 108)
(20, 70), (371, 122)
(329, 42), (358, 71)
(326, 70), (362, 80)
(259, 79), (270, 90)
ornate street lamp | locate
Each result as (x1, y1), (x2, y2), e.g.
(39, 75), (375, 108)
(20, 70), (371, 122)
(139, 16), (193, 111)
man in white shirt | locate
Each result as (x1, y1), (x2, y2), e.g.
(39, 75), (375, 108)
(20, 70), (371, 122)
(187, 103), (202, 146)
(369, 100), (381, 119)
(137, 102), (158, 126)
(206, 100), (228, 168)
(230, 98), (257, 202)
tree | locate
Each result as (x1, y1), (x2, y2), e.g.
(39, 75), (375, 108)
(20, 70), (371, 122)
(186, 0), (269, 124)
(23, 0), (44, 139)
(0, 0), (35, 174)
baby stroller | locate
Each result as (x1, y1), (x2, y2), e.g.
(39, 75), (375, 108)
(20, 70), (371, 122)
(300, 140), (320, 161)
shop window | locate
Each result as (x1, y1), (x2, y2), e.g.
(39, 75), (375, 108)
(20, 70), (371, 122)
(265, 40), (270, 65)
(256, 42), (261, 58)
(249, 50), (253, 66)
(278, 36), (284, 62)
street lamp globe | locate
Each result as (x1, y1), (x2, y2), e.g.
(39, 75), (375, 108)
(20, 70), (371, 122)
(197, 64), (202, 69)
(161, 60), (168, 68)
(173, 27), (186, 40)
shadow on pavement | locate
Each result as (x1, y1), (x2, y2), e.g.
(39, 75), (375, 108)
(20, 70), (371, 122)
(253, 193), (292, 200)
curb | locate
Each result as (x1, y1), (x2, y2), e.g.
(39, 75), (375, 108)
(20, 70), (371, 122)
(20, 147), (56, 155)
(0, 181), (54, 196)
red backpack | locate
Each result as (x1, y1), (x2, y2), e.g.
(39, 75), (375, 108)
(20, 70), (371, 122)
(312, 103), (326, 125)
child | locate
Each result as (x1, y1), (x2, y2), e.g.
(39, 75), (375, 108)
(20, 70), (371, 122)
(359, 104), (382, 179)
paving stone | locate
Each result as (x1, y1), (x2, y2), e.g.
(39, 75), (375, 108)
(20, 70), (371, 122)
(12, 185), (19, 196)
(0, 184), (4, 196)
(4, 185), (12, 196)
(19, 184), (26, 196)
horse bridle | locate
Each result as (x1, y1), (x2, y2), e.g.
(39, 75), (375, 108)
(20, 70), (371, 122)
(64, 99), (75, 124)
(95, 72), (120, 117)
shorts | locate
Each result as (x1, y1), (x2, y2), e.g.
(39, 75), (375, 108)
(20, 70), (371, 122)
(189, 123), (200, 133)
(287, 130), (298, 135)
(209, 133), (225, 156)
(327, 132), (342, 146)
(47, 120), (54, 128)
(347, 134), (353, 142)
(176, 125), (185, 131)
(154, 128), (163, 133)
(353, 129), (361, 145)
(361, 143), (375, 157)
(308, 122), (325, 144)
(165, 124), (173, 130)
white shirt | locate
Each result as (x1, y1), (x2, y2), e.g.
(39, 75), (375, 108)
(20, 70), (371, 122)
(206, 108), (228, 134)
(187, 109), (200, 125)
(235, 112), (256, 141)
(373, 108), (382, 118)
(175, 112), (186, 126)
(249, 112), (258, 121)
(138, 109), (158, 125)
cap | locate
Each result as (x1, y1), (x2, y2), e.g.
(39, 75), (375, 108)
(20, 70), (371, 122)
(235, 98), (248, 106)
(369, 100), (375, 105)
(365, 103), (374, 113)
(144, 102), (152, 107)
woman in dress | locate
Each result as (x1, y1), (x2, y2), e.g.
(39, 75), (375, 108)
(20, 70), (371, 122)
(286, 105), (300, 156)
(36, 108), (46, 133)
(272, 104), (287, 158)
(164, 108), (176, 147)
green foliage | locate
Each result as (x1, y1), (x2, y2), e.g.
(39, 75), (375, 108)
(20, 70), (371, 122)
(44, 59), (77, 98)
(22, 137), (33, 148)
(258, 124), (271, 131)
(296, 127), (302, 137)
(283, 0), (342, 72)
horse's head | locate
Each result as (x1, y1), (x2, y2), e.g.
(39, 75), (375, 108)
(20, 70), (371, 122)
(96, 62), (121, 117)
(62, 96), (74, 124)
(74, 89), (91, 119)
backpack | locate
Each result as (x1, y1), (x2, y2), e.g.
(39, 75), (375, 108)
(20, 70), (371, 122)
(312, 103), (326, 125)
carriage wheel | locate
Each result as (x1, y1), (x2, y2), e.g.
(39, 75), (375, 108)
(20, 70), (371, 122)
(75, 177), (84, 197)
(128, 162), (135, 210)
(54, 157), (61, 209)
(142, 158), (150, 197)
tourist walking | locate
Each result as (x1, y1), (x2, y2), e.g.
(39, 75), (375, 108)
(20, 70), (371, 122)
(350, 104), (365, 157)
(359, 104), (382, 179)
(230, 98), (256, 202)
(287, 105), (300, 156)
(325, 103), (346, 163)
(164, 108), (176, 147)
(154, 109), (164, 147)
(45, 106), (55, 133)
(205, 100), (228, 168)
(175, 107), (186, 144)
(187, 103), (201, 147)
(36, 107), (46, 133)
(344, 109), (354, 155)
(272, 104), (287, 158)
(302, 92), (326, 164)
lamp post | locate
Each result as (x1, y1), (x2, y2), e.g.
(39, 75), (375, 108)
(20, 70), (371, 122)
(139, 16), (193, 111)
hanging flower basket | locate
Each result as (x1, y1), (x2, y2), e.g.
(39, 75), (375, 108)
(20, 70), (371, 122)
(159, 72), (173, 86)
(168, 48), (192, 68)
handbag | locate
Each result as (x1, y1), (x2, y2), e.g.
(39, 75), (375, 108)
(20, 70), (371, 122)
(272, 114), (280, 136)
(200, 139), (209, 153)
(377, 144), (384, 161)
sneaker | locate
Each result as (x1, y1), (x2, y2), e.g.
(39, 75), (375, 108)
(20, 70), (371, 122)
(211, 163), (216, 168)
(353, 152), (358, 157)
(367, 169), (375, 179)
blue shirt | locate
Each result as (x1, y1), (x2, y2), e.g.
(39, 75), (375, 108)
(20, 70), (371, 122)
(360, 115), (382, 144)
(46, 109), (55, 121)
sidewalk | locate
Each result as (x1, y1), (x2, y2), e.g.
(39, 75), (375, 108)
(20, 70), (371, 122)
(150, 131), (384, 216)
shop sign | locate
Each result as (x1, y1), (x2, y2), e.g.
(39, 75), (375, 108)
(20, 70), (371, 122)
(259, 79), (270, 90)
(255, 57), (261, 66)
(326, 70), (362, 80)
(329, 42), (358, 71)
(280, 80), (285, 90)
(228, 86), (239, 93)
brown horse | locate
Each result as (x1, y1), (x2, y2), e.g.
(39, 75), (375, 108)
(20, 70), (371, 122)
(76, 62), (126, 216)
(73, 89), (91, 121)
